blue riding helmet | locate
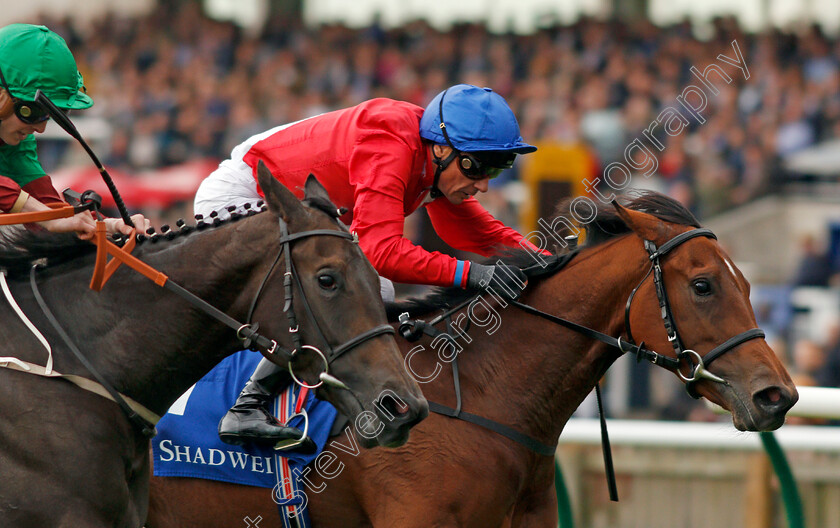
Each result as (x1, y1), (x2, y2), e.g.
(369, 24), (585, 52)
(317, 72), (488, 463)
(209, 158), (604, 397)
(419, 84), (536, 154)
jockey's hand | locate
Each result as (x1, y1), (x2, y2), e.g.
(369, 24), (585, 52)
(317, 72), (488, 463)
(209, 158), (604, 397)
(465, 262), (528, 301)
(102, 214), (151, 237)
(40, 210), (96, 240)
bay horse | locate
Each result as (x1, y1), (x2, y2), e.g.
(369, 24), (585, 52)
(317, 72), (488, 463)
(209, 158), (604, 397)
(0, 163), (426, 527)
(147, 192), (797, 527)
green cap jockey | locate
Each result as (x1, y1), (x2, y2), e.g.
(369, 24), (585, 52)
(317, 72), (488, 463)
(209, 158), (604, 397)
(0, 24), (92, 111)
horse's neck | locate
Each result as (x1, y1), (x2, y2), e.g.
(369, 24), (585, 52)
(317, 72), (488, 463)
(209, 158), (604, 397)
(443, 236), (646, 446)
(35, 217), (277, 416)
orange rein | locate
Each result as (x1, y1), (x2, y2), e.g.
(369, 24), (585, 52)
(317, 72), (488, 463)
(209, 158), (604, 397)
(0, 204), (78, 225)
(0, 204), (169, 291)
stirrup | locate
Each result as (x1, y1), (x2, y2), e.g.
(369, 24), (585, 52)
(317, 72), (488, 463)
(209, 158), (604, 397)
(274, 409), (310, 451)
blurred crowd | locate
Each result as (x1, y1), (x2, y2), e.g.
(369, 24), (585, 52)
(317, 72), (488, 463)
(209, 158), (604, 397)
(30, 2), (840, 222)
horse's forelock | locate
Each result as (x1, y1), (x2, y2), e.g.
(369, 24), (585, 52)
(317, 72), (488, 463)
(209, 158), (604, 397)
(555, 190), (700, 248)
(302, 196), (342, 219)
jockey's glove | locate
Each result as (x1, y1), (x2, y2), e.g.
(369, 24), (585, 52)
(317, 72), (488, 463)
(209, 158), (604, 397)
(466, 263), (528, 301)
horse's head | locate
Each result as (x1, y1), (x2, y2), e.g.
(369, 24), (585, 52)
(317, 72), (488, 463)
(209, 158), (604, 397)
(614, 201), (797, 431)
(253, 162), (428, 448)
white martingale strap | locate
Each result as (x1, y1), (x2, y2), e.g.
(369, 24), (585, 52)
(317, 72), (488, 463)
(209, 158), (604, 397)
(0, 358), (160, 425)
(0, 270), (53, 374)
(0, 270), (161, 427)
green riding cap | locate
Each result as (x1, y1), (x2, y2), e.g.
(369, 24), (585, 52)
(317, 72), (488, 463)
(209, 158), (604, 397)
(0, 24), (92, 110)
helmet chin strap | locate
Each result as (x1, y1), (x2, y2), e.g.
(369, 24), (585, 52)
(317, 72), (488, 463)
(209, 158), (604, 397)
(429, 89), (461, 198)
(429, 145), (458, 199)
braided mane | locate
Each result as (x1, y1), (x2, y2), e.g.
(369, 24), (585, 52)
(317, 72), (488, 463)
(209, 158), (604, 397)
(0, 202), (268, 277)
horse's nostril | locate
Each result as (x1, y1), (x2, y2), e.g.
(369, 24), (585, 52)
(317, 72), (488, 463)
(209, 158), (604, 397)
(379, 395), (410, 419)
(753, 386), (792, 414)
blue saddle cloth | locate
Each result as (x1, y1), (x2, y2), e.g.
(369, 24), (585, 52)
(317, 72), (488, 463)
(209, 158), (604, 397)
(152, 350), (337, 526)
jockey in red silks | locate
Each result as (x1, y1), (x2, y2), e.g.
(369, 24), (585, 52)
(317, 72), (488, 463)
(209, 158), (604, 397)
(194, 84), (542, 448)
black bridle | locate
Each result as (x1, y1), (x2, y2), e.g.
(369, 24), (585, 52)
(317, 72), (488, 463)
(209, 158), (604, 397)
(514, 228), (766, 397)
(621, 228), (765, 398)
(28, 210), (394, 437)
(254, 216), (395, 389)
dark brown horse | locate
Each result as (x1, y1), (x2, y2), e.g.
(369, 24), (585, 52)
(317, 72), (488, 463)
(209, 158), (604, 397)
(0, 164), (426, 527)
(147, 193), (797, 527)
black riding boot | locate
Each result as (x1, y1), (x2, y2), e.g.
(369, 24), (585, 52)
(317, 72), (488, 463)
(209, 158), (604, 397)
(218, 358), (315, 452)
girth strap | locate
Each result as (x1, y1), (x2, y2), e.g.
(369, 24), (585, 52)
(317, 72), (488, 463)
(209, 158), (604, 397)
(0, 358), (160, 426)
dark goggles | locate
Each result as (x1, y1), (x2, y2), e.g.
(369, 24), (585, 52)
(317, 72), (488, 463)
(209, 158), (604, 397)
(0, 65), (53, 124)
(457, 151), (516, 180)
(11, 99), (51, 124)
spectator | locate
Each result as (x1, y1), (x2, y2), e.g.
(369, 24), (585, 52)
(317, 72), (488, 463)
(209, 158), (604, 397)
(792, 234), (837, 287)
(816, 322), (840, 388)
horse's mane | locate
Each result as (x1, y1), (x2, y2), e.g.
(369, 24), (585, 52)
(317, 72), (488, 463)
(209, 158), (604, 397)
(568, 190), (700, 248)
(0, 228), (95, 275)
(385, 190), (699, 320)
(0, 192), (350, 278)
(0, 203), (270, 278)
(385, 250), (567, 321)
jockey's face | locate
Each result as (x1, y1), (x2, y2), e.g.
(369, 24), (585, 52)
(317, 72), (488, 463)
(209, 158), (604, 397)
(0, 112), (47, 146)
(432, 145), (491, 205)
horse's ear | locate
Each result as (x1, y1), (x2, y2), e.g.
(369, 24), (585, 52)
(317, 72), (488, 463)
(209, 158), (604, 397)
(303, 174), (331, 202)
(611, 200), (671, 243)
(257, 160), (304, 221)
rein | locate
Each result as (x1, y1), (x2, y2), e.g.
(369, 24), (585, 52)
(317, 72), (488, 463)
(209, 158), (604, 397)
(0, 189), (102, 226)
(400, 306), (557, 457)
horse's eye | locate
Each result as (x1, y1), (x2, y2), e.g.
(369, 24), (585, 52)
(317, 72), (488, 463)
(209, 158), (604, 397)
(693, 279), (712, 296)
(318, 274), (337, 290)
